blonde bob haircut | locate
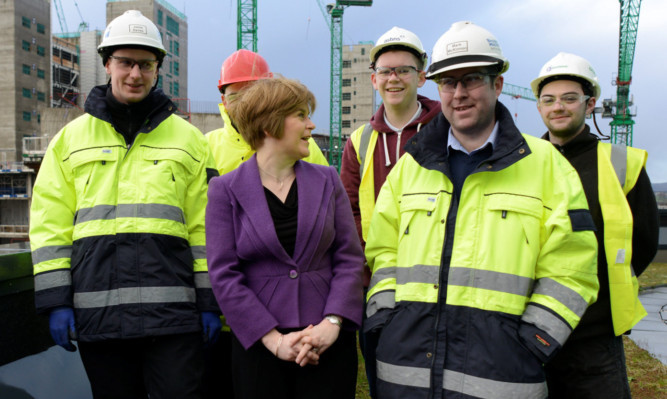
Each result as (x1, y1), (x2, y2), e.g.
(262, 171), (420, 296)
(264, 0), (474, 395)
(226, 77), (316, 150)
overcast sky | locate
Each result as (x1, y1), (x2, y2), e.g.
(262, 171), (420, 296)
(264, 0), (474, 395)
(55, 0), (667, 183)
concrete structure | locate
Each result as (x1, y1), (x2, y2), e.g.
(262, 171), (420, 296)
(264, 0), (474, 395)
(78, 30), (107, 105)
(0, 0), (51, 163)
(51, 35), (81, 108)
(341, 42), (375, 138)
(106, 0), (188, 103)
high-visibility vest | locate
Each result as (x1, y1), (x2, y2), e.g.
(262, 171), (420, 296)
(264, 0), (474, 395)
(350, 123), (377, 241)
(598, 142), (648, 335)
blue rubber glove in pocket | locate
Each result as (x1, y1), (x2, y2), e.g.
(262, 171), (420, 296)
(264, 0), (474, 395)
(49, 306), (77, 352)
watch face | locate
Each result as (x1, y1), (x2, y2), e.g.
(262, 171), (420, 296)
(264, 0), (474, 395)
(326, 315), (342, 326)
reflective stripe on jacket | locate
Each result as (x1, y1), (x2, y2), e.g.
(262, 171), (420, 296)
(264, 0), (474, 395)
(30, 94), (218, 341)
(598, 142), (647, 335)
(365, 106), (599, 399)
(349, 123), (377, 241)
(206, 103), (328, 175)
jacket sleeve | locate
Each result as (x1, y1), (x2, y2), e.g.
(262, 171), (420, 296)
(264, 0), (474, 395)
(186, 135), (220, 314)
(340, 135), (364, 245)
(30, 131), (76, 314)
(363, 166), (400, 333)
(304, 138), (329, 166)
(627, 168), (659, 276)
(322, 167), (365, 329)
(519, 149), (599, 363)
(206, 178), (278, 349)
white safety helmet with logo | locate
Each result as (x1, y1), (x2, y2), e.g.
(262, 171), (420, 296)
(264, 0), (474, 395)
(98, 10), (166, 66)
(370, 26), (428, 69)
(530, 52), (601, 99)
(426, 21), (509, 78)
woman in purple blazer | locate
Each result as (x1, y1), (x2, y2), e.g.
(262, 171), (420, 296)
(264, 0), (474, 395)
(206, 77), (364, 399)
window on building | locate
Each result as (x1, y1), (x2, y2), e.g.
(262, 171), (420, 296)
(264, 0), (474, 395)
(37, 45), (45, 56)
(173, 82), (180, 97)
(22, 17), (31, 28)
(342, 79), (351, 87)
(23, 111), (31, 122)
(354, 77), (357, 82)
(158, 10), (163, 26)
(22, 64), (31, 75)
(23, 88), (31, 99)
(342, 92), (351, 101)
(343, 60), (351, 68)
(342, 107), (351, 114)
(37, 23), (45, 34)
(172, 41), (180, 56)
(37, 92), (46, 102)
(22, 40), (31, 51)
(37, 69), (45, 79)
(173, 61), (179, 76)
(342, 120), (351, 128)
(166, 16), (179, 36)
(361, 48), (365, 55)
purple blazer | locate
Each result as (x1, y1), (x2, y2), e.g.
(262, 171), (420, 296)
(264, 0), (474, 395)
(206, 155), (364, 349)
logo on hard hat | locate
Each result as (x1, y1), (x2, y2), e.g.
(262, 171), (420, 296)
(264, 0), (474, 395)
(129, 24), (148, 34)
(447, 41), (468, 55)
(384, 35), (405, 44)
(486, 39), (499, 49)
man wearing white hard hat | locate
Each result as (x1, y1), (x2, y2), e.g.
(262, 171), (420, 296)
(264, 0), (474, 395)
(29, 10), (220, 398)
(363, 21), (599, 398)
(533, 52), (658, 399)
(339, 26), (440, 398)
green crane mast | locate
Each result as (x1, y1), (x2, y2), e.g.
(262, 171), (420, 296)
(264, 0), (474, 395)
(237, 0), (257, 51)
(319, 1), (372, 170)
(610, 0), (641, 146)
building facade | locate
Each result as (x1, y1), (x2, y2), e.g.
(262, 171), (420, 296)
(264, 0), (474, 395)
(341, 42), (375, 138)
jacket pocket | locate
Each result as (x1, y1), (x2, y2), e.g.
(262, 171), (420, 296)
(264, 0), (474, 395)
(68, 147), (119, 201)
(397, 193), (447, 267)
(140, 146), (197, 204)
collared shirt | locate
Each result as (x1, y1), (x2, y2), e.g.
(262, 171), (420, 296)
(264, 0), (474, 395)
(447, 122), (499, 155)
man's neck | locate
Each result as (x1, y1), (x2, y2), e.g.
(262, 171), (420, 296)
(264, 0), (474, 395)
(548, 124), (586, 146)
(384, 100), (420, 129)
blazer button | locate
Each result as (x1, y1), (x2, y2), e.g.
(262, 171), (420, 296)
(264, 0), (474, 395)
(289, 270), (298, 279)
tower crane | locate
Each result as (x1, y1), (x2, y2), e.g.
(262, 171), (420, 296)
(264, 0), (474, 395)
(237, 0), (258, 51)
(603, 0), (641, 146)
(318, 1), (372, 170)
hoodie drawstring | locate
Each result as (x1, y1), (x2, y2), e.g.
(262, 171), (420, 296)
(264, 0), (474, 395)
(382, 132), (391, 167)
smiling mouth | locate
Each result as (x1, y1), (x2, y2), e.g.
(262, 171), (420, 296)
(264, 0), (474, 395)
(387, 88), (403, 92)
(454, 105), (472, 111)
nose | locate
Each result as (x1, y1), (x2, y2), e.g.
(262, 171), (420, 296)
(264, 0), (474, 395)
(129, 63), (142, 76)
(306, 117), (315, 130)
(452, 80), (468, 98)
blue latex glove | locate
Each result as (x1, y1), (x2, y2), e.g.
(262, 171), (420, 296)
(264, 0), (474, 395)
(201, 312), (222, 347)
(49, 306), (77, 352)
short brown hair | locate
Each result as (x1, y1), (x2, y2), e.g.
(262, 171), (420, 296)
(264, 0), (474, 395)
(226, 77), (316, 150)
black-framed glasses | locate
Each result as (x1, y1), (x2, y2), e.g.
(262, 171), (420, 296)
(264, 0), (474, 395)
(109, 55), (158, 72)
(538, 94), (591, 107)
(374, 65), (419, 79)
(433, 72), (494, 93)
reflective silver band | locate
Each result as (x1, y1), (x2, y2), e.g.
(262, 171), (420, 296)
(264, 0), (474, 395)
(31, 245), (72, 264)
(34, 270), (71, 292)
(532, 277), (588, 318)
(449, 267), (534, 297)
(376, 360), (547, 398)
(376, 360), (430, 388)
(610, 143), (627, 187)
(443, 369), (547, 399)
(366, 290), (395, 318)
(194, 272), (212, 289)
(75, 203), (185, 225)
(73, 286), (195, 309)
(191, 245), (206, 260)
(522, 304), (572, 345)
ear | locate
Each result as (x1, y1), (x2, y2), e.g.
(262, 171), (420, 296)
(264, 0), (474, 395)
(104, 61), (112, 75)
(493, 75), (504, 99)
(585, 96), (596, 116)
(371, 73), (378, 91)
(417, 70), (426, 88)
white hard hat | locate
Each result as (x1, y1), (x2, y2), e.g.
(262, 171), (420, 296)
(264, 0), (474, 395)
(530, 52), (601, 99)
(426, 21), (509, 78)
(370, 26), (428, 68)
(98, 10), (166, 56)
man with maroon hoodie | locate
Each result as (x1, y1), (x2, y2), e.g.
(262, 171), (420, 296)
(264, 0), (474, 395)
(339, 26), (440, 398)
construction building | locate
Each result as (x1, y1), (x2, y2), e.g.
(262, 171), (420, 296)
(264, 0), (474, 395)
(107, 0), (189, 114)
(341, 42), (375, 138)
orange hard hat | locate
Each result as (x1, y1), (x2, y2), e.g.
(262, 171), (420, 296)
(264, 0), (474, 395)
(218, 49), (272, 91)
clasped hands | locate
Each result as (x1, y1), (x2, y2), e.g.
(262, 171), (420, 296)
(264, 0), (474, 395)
(261, 318), (341, 367)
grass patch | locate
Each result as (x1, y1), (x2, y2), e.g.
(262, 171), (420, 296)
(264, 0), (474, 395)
(638, 262), (667, 291)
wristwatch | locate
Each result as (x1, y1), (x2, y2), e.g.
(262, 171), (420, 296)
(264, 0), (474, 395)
(325, 314), (342, 327)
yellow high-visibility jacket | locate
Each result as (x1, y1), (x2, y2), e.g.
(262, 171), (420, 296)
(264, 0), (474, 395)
(30, 87), (219, 342)
(598, 142), (648, 335)
(365, 107), (599, 399)
(206, 104), (328, 175)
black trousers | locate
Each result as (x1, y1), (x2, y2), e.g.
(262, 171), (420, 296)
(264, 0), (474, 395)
(203, 330), (234, 399)
(231, 329), (358, 399)
(545, 334), (631, 399)
(78, 332), (204, 399)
